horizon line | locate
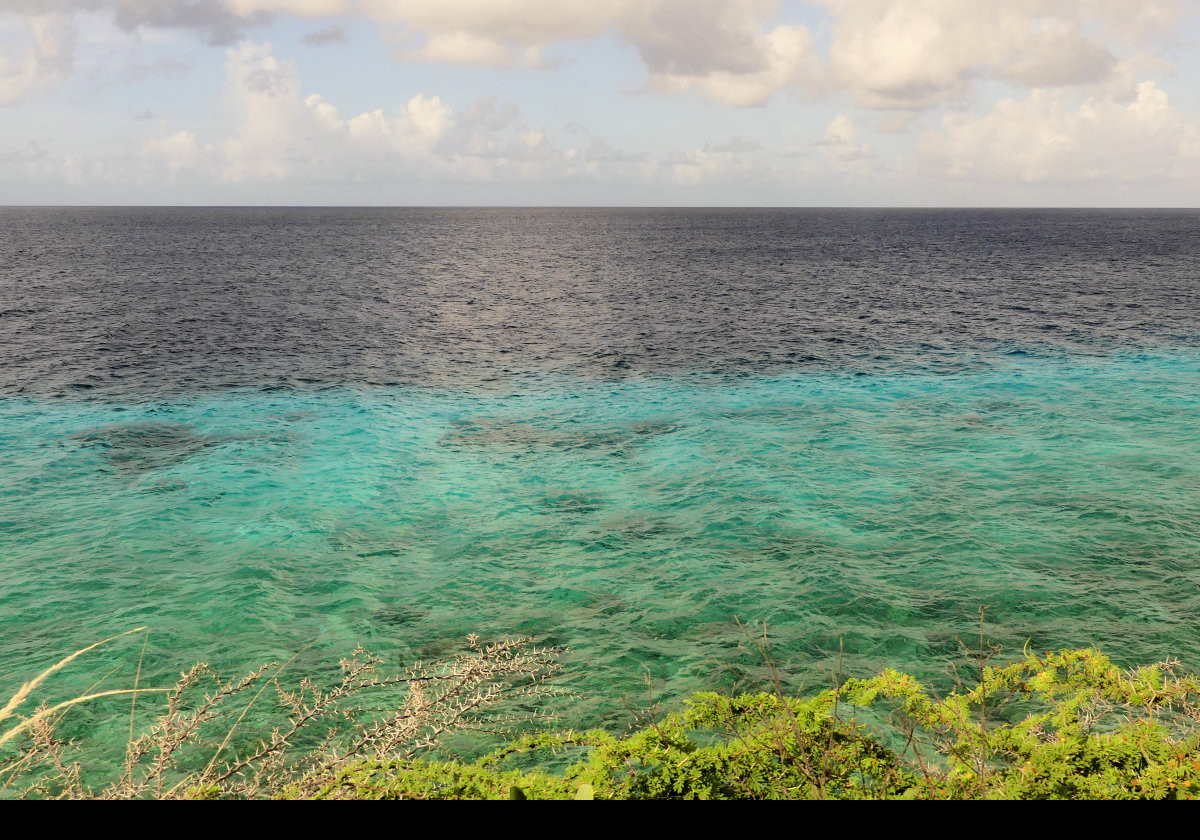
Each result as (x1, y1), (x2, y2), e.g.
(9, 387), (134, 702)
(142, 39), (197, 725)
(3, 204), (1199, 211)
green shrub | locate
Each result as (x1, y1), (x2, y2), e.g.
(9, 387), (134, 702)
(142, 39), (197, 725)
(6, 629), (1200, 799)
(302, 647), (1200, 800)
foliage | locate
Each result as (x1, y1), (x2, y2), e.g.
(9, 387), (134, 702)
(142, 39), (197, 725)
(1, 633), (563, 799)
(6, 624), (1200, 799)
(296, 647), (1200, 800)
(839, 646), (1200, 800)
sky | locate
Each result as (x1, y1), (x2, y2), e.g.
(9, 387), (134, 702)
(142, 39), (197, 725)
(1, 0), (1199, 206)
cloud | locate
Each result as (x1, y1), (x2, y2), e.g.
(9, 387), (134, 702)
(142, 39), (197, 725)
(0, 1), (823, 104)
(5, 2), (1197, 201)
(126, 39), (795, 192)
(646, 20), (817, 106)
(819, 114), (855, 146)
(667, 136), (764, 185)
(141, 128), (201, 173)
(0, 14), (76, 105)
(108, 0), (263, 45)
(2, 1), (1195, 113)
(137, 40), (605, 185)
(818, 0), (1193, 109)
(56, 35), (1200, 196)
(362, 1), (1197, 110)
(398, 30), (542, 68)
(817, 114), (876, 172)
(0, 0), (326, 47)
(219, 39), (327, 181)
(917, 80), (1200, 183)
(375, 0), (819, 102)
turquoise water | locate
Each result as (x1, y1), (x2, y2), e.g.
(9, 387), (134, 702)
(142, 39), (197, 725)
(3, 351), (1200, 733)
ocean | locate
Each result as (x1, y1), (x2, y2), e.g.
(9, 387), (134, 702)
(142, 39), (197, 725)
(2, 207), (1199, 738)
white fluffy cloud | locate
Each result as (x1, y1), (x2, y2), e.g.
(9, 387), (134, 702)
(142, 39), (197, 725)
(918, 81), (1200, 183)
(122, 39), (789, 193)
(135, 40), (635, 186)
(140, 129), (201, 174)
(163, 40), (466, 183)
(4, 1), (1200, 201)
(1, 1), (1195, 110)
(374, 0), (819, 104)
(0, 0), (822, 105)
(647, 20), (816, 106)
(819, 0), (1192, 109)
(817, 114), (875, 173)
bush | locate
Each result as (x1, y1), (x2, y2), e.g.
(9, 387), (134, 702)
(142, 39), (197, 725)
(5, 628), (1200, 799)
(309, 647), (1200, 800)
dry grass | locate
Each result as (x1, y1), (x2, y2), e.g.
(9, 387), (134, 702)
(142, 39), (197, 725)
(1, 631), (564, 799)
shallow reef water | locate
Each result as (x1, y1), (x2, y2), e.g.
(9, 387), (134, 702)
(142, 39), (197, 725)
(3, 354), (1200, 733)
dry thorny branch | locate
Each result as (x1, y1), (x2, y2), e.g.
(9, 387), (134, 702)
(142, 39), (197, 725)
(1, 633), (564, 799)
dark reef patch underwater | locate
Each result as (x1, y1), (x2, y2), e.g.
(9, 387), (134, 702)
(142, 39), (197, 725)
(2, 207), (1200, 753)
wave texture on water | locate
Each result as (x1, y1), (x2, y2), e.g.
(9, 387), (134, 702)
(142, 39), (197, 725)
(1, 209), (1199, 734)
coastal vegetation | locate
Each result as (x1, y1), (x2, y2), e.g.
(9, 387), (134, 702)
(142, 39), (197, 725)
(4, 621), (1200, 800)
